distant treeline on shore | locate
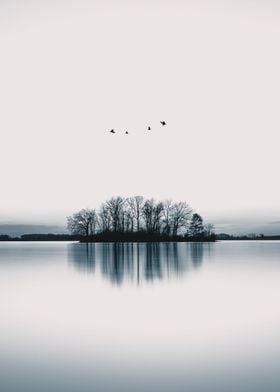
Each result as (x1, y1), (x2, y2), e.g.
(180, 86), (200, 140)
(0, 234), (80, 241)
(67, 196), (216, 242)
(216, 233), (280, 241)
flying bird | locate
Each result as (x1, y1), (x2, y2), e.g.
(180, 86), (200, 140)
(110, 129), (115, 134)
(160, 121), (166, 126)
(125, 131), (129, 134)
(148, 126), (151, 130)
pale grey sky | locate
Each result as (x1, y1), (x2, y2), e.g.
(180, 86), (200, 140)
(1, 0), (280, 232)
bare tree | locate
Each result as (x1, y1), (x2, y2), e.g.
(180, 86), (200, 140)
(152, 201), (164, 233)
(142, 199), (153, 233)
(171, 202), (193, 236)
(142, 199), (164, 233)
(127, 196), (144, 232)
(67, 209), (97, 236)
(89, 210), (98, 235)
(188, 213), (204, 236)
(105, 196), (126, 232)
(123, 210), (134, 232)
(162, 199), (173, 235)
(98, 204), (111, 232)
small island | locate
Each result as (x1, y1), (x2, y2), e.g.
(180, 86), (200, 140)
(67, 196), (216, 242)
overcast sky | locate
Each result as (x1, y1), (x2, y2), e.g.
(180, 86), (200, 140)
(1, 0), (280, 232)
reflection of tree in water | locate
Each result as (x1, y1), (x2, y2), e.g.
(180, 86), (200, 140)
(68, 242), (212, 285)
(144, 243), (180, 281)
(145, 243), (161, 281)
(190, 242), (214, 268)
(170, 243), (179, 274)
(190, 243), (204, 268)
(102, 243), (125, 285)
(101, 243), (134, 285)
(68, 243), (96, 272)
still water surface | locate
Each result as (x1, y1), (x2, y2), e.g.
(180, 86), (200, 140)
(0, 241), (280, 391)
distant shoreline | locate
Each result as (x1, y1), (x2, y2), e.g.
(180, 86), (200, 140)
(1, 233), (280, 242)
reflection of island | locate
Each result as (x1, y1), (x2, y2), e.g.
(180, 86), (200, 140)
(68, 242), (213, 285)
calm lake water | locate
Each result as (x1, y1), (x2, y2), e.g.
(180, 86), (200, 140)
(0, 241), (280, 392)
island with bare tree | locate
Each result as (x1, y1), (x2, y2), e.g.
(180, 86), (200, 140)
(67, 196), (216, 242)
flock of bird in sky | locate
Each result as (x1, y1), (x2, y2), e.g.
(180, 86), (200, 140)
(109, 121), (166, 134)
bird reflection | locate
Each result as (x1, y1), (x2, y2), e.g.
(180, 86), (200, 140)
(68, 242), (211, 285)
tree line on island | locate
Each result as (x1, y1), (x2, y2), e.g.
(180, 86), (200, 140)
(67, 196), (216, 242)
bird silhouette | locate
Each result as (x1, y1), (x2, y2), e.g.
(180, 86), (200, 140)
(110, 129), (115, 134)
(125, 131), (129, 134)
(148, 126), (151, 130)
(160, 121), (166, 126)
